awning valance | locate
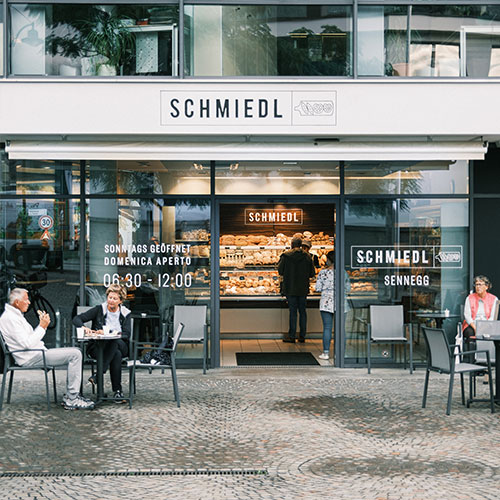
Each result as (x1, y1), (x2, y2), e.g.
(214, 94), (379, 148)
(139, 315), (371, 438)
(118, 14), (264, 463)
(6, 140), (487, 161)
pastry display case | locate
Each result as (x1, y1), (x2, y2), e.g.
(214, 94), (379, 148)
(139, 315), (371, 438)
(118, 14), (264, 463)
(219, 231), (334, 298)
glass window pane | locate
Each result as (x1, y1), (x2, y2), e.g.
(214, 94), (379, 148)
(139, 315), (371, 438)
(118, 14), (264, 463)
(358, 6), (408, 77)
(0, 198), (81, 348)
(410, 5), (500, 77)
(344, 198), (469, 365)
(85, 198), (210, 361)
(10, 4), (179, 76)
(184, 4), (352, 76)
(0, 156), (81, 195)
(344, 160), (468, 195)
(86, 160), (210, 195)
(215, 161), (340, 195)
(0, 3), (4, 76)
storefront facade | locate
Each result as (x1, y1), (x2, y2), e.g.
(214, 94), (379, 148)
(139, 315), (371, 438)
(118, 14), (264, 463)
(1, 1), (500, 368)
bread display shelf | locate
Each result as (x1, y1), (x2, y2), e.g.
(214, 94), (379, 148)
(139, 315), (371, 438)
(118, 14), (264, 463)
(177, 240), (210, 244)
(221, 245), (333, 250)
(221, 295), (320, 301)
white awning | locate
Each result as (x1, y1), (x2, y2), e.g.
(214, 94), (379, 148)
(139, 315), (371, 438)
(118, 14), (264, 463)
(6, 140), (487, 161)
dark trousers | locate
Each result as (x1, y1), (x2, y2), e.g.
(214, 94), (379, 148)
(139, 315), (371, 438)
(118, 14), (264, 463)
(88, 339), (128, 392)
(463, 326), (476, 363)
(287, 295), (307, 340)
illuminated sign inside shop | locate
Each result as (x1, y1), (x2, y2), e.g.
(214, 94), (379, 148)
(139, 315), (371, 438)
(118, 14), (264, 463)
(351, 245), (463, 269)
(245, 209), (303, 225)
(160, 91), (337, 126)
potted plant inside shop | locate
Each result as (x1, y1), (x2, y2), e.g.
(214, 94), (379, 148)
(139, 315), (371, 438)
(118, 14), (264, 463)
(81, 8), (135, 76)
(46, 6), (135, 76)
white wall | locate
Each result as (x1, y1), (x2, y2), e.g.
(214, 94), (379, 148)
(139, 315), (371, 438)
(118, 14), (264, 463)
(1, 80), (500, 138)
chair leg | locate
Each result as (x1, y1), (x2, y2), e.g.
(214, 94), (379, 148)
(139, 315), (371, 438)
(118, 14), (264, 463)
(203, 337), (207, 375)
(171, 358), (180, 407)
(422, 369), (430, 408)
(0, 368), (8, 411)
(128, 367), (133, 409)
(129, 365), (136, 408)
(7, 371), (14, 403)
(43, 370), (51, 411)
(91, 364), (96, 394)
(367, 336), (371, 374)
(487, 364), (495, 414)
(446, 373), (455, 415)
(52, 369), (57, 404)
(409, 328), (414, 374)
(403, 342), (407, 371)
(460, 373), (465, 405)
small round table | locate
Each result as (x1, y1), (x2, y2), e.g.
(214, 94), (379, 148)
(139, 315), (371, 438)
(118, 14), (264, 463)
(415, 312), (460, 329)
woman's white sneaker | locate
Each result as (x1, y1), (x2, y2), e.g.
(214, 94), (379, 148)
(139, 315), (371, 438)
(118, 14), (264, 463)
(318, 352), (330, 360)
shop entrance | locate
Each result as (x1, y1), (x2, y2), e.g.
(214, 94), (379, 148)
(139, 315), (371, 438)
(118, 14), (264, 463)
(218, 202), (336, 366)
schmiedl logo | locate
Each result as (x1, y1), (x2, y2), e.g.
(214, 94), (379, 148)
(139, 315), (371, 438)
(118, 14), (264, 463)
(435, 250), (461, 263)
(294, 100), (335, 116)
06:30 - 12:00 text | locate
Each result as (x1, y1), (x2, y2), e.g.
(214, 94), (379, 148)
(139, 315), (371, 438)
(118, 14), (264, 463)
(103, 273), (192, 288)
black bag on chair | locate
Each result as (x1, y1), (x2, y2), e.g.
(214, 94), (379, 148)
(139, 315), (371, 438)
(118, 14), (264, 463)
(140, 336), (173, 365)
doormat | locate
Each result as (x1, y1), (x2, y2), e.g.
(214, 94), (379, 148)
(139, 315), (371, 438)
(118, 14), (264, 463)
(236, 352), (320, 366)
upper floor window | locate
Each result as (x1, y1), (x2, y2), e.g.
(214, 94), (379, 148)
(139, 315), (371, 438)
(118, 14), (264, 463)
(358, 4), (500, 77)
(184, 4), (352, 77)
(10, 3), (179, 76)
(0, 4), (4, 75)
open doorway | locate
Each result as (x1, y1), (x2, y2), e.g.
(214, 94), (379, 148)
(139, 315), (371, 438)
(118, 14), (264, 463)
(219, 202), (336, 366)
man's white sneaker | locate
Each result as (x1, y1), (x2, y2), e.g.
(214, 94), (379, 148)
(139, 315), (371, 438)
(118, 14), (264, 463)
(62, 395), (95, 410)
(318, 352), (329, 360)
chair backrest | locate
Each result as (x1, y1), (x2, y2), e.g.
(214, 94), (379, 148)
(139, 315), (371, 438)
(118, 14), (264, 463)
(369, 305), (404, 340)
(422, 327), (452, 373)
(476, 339), (496, 364)
(0, 329), (15, 370)
(76, 306), (93, 329)
(171, 322), (185, 351)
(476, 320), (500, 339)
(173, 305), (207, 342)
(492, 301), (500, 320)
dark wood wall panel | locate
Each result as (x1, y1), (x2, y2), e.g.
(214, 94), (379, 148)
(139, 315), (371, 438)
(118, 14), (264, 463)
(220, 203), (335, 237)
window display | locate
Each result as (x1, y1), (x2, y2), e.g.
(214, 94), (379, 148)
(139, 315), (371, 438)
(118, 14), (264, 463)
(86, 198), (210, 327)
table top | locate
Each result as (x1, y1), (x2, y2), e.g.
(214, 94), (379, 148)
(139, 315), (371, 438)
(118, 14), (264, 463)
(131, 312), (160, 318)
(477, 335), (500, 341)
(415, 312), (460, 319)
(76, 328), (121, 341)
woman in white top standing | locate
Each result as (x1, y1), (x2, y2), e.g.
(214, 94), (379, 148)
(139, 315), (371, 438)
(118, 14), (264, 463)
(315, 251), (335, 360)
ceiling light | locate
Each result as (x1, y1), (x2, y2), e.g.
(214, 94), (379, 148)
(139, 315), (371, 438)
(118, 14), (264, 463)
(193, 163), (204, 170)
(229, 163), (239, 171)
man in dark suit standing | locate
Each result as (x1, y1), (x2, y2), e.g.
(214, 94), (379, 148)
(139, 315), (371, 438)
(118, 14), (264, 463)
(278, 236), (315, 343)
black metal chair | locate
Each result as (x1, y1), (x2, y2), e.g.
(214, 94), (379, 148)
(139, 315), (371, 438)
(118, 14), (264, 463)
(128, 322), (184, 408)
(0, 329), (57, 411)
(367, 305), (413, 374)
(422, 327), (495, 415)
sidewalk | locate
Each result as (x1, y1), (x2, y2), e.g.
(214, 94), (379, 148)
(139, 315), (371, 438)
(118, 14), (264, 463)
(0, 367), (498, 500)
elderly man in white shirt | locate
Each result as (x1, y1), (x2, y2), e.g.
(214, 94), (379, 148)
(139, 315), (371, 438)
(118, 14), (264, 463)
(0, 288), (94, 410)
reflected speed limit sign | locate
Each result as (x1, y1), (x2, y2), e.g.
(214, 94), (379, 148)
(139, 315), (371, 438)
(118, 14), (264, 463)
(39, 215), (54, 230)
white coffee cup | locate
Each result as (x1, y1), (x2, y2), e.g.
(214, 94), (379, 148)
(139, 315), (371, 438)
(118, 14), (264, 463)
(103, 325), (110, 335)
(76, 327), (84, 340)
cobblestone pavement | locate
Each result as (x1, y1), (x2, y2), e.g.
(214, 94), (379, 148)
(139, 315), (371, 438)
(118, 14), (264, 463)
(0, 367), (498, 499)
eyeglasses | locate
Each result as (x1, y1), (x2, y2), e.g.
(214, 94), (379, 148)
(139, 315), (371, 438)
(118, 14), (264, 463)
(475, 282), (487, 287)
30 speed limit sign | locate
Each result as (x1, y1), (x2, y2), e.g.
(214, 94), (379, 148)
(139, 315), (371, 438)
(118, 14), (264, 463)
(39, 215), (54, 230)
